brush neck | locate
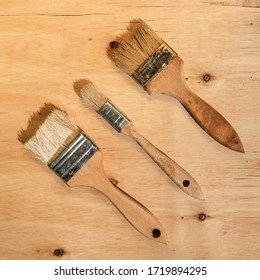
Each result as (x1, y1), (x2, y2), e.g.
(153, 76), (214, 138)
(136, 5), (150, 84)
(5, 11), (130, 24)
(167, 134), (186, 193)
(98, 101), (130, 132)
(146, 56), (188, 100)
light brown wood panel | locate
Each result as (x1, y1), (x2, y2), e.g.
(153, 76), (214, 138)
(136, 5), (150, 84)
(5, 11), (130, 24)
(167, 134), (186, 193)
(0, 0), (259, 259)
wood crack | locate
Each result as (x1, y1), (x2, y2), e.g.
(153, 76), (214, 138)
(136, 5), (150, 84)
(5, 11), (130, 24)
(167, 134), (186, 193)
(205, 0), (260, 8)
(0, 13), (113, 17)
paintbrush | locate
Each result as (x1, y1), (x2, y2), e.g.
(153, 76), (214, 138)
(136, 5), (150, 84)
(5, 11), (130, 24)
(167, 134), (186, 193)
(107, 19), (244, 153)
(17, 103), (167, 243)
(73, 79), (203, 201)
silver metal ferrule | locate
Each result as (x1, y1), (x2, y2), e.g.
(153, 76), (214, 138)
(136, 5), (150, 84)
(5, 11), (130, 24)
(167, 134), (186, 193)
(49, 133), (98, 182)
(98, 101), (130, 132)
(131, 42), (177, 88)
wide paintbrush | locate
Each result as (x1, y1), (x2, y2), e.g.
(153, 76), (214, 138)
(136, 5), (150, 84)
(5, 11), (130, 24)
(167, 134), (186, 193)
(107, 19), (244, 153)
(74, 79), (203, 200)
(18, 103), (167, 243)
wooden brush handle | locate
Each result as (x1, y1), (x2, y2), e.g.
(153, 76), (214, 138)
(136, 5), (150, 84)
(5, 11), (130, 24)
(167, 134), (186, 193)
(68, 151), (167, 243)
(146, 57), (244, 153)
(122, 122), (203, 200)
(177, 88), (243, 151)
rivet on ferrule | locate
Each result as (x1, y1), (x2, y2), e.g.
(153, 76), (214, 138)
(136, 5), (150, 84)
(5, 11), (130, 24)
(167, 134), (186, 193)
(131, 42), (178, 88)
(98, 101), (130, 132)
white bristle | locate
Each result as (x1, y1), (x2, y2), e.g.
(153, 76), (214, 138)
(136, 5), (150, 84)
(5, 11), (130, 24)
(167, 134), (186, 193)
(19, 107), (79, 164)
(107, 19), (163, 75)
(80, 81), (108, 111)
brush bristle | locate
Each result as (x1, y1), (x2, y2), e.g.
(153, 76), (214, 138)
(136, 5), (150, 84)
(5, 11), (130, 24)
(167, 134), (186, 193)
(73, 79), (108, 111)
(107, 19), (163, 75)
(18, 103), (80, 164)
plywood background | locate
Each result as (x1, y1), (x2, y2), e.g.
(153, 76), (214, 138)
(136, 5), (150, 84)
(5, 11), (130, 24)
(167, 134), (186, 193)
(0, 0), (259, 260)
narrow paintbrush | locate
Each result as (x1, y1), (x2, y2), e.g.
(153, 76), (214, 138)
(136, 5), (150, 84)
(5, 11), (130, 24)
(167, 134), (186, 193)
(18, 103), (167, 243)
(107, 19), (244, 153)
(73, 79), (204, 201)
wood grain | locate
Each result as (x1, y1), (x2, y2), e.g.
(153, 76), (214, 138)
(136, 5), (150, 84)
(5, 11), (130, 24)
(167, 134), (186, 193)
(0, 0), (259, 259)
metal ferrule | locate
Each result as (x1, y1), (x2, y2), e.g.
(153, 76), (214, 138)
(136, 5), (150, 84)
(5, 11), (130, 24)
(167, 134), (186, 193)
(131, 42), (178, 88)
(49, 133), (98, 182)
(98, 101), (130, 132)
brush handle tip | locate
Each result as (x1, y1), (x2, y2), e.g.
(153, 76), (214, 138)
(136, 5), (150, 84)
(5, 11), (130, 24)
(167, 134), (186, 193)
(68, 151), (168, 243)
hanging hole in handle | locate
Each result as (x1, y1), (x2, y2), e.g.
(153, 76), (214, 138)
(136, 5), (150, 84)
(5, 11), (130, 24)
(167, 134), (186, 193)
(152, 228), (161, 238)
(183, 180), (190, 187)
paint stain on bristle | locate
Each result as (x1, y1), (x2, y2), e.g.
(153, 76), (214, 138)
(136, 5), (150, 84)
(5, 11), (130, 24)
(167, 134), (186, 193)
(18, 103), (59, 144)
(73, 79), (90, 96)
(18, 103), (80, 165)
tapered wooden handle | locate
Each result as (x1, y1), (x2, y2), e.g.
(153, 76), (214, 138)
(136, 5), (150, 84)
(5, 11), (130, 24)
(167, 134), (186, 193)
(178, 88), (244, 153)
(146, 57), (244, 153)
(68, 151), (167, 243)
(123, 123), (203, 200)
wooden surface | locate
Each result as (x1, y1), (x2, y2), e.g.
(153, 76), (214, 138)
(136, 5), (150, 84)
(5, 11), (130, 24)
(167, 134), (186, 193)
(0, 0), (259, 260)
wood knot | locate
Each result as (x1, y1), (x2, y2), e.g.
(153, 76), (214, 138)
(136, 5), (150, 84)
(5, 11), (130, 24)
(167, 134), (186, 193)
(109, 41), (119, 48)
(198, 213), (206, 221)
(203, 74), (211, 82)
(53, 248), (64, 257)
